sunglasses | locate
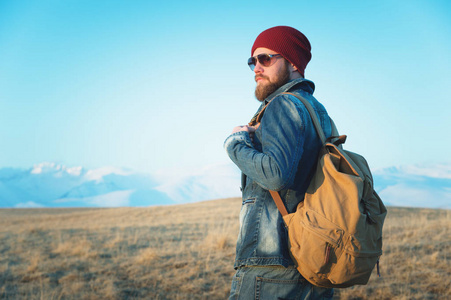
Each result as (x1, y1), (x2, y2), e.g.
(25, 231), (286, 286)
(247, 53), (282, 71)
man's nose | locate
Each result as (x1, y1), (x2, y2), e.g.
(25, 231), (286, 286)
(254, 61), (264, 73)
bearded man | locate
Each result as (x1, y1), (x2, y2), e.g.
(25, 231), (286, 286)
(224, 26), (334, 299)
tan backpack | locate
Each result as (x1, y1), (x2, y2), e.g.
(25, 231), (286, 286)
(258, 92), (387, 288)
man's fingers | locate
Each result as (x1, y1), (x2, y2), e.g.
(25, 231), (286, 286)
(231, 125), (259, 134)
(232, 126), (245, 133)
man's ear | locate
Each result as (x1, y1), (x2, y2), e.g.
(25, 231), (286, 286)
(288, 63), (303, 79)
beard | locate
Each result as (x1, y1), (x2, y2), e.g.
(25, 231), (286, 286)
(254, 62), (290, 101)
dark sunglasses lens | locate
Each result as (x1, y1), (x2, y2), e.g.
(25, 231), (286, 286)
(257, 54), (272, 66)
(247, 57), (256, 70)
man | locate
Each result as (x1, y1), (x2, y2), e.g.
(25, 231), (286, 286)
(224, 26), (334, 299)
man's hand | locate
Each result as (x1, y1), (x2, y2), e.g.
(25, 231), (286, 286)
(231, 125), (256, 134)
(231, 124), (259, 142)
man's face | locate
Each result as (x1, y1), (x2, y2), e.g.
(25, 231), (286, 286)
(253, 47), (290, 101)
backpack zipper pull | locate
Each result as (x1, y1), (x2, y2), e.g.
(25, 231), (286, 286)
(324, 243), (331, 265)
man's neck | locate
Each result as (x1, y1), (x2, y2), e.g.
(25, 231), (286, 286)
(289, 70), (303, 81)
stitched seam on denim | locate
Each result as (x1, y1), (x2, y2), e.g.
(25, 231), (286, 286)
(254, 276), (259, 300)
(251, 196), (264, 257)
(234, 257), (295, 268)
(256, 277), (304, 284)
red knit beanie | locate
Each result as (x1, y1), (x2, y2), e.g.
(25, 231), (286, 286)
(251, 26), (312, 77)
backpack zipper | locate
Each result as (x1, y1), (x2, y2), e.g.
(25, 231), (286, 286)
(377, 259), (381, 277)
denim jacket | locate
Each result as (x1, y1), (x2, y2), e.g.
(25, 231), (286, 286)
(224, 78), (332, 268)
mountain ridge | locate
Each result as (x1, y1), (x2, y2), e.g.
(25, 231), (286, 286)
(0, 162), (449, 209)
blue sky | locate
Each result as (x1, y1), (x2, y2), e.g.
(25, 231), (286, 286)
(0, 0), (450, 174)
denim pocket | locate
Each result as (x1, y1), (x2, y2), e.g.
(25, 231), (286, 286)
(242, 198), (256, 205)
(239, 198), (255, 229)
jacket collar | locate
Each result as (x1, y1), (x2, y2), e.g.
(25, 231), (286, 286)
(263, 78), (315, 105)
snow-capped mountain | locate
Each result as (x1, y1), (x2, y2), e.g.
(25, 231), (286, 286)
(0, 162), (449, 209)
(0, 162), (173, 208)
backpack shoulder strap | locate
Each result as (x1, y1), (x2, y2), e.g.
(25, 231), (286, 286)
(330, 118), (340, 136)
(269, 190), (288, 216)
(248, 102), (270, 126)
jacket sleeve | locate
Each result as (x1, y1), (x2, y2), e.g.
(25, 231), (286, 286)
(224, 95), (306, 191)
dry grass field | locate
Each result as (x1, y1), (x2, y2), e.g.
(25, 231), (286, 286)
(0, 198), (450, 299)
